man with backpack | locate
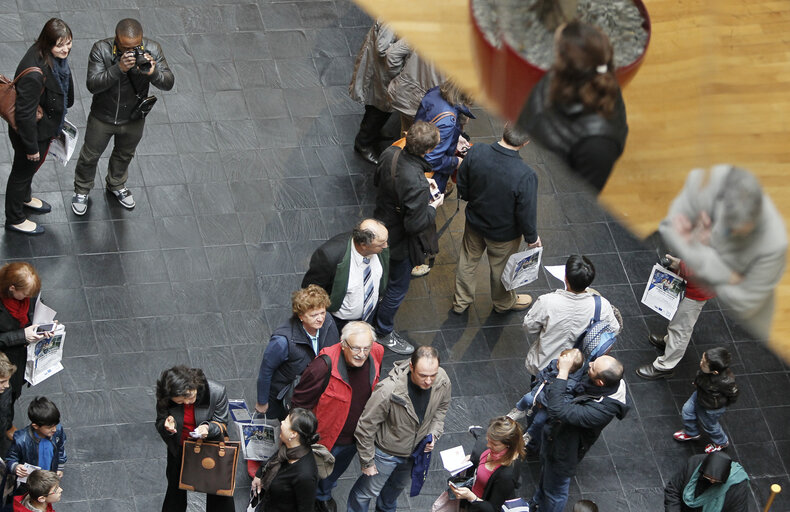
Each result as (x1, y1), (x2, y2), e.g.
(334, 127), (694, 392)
(523, 255), (620, 376)
(291, 321), (384, 512)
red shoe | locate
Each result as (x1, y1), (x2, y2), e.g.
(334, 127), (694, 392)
(705, 442), (729, 453)
(673, 430), (701, 442)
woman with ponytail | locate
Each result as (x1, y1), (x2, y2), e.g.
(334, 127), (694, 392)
(252, 407), (320, 512)
(516, 21), (628, 193)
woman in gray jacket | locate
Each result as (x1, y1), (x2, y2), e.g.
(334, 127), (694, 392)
(155, 365), (233, 512)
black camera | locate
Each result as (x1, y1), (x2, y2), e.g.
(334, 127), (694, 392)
(128, 45), (152, 72)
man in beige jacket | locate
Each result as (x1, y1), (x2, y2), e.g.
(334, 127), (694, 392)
(347, 345), (451, 512)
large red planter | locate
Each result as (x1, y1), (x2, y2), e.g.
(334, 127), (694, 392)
(470, 0), (652, 121)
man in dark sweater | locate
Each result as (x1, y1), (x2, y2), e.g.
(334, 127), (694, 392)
(291, 322), (384, 512)
(453, 123), (540, 314)
(532, 353), (629, 512)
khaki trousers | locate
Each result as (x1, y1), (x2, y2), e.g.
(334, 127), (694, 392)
(453, 220), (521, 312)
(653, 297), (707, 370)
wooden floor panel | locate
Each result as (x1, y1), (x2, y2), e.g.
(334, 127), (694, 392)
(354, 0), (790, 358)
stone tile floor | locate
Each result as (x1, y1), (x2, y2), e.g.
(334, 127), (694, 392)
(0, 0), (788, 510)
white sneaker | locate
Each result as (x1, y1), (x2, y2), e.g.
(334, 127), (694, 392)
(107, 187), (135, 209)
(506, 408), (526, 421)
(71, 193), (88, 216)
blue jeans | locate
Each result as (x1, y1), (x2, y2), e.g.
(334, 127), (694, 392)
(347, 447), (413, 512)
(317, 443), (358, 501)
(374, 257), (413, 337)
(532, 460), (572, 512)
(516, 389), (547, 453)
(682, 391), (729, 446)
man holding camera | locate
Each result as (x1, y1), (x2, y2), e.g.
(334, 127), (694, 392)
(71, 18), (174, 215)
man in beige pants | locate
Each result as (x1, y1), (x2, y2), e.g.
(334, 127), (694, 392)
(453, 124), (540, 314)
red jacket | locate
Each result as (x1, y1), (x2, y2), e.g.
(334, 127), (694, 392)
(13, 494), (55, 511)
(314, 342), (384, 451)
(679, 261), (716, 302)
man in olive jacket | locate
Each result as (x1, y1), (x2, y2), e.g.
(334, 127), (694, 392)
(347, 345), (451, 512)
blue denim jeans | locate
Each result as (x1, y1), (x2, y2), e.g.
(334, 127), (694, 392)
(346, 447), (413, 512)
(532, 460), (572, 512)
(374, 257), (413, 337)
(682, 391), (729, 446)
(317, 443), (358, 501)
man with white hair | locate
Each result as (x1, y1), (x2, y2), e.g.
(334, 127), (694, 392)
(658, 165), (787, 339)
(291, 321), (384, 512)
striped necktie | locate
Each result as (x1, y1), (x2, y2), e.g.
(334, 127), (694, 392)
(362, 257), (374, 322)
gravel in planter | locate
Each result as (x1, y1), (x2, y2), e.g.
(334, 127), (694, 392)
(472, 0), (649, 69)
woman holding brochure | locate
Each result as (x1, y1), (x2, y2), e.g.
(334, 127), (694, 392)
(4, 18), (74, 235)
(0, 262), (52, 425)
(447, 416), (525, 511)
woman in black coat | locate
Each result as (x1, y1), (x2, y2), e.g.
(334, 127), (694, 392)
(664, 452), (752, 512)
(0, 262), (52, 417)
(252, 407), (319, 512)
(155, 365), (234, 512)
(5, 18), (74, 235)
(516, 21), (628, 194)
(451, 416), (525, 512)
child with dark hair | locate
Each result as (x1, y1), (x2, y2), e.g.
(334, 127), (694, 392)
(673, 347), (739, 453)
(7, 397), (66, 487)
(12, 469), (61, 511)
(507, 348), (586, 453)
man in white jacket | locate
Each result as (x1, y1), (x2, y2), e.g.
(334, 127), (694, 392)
(523, 255), (619, 376)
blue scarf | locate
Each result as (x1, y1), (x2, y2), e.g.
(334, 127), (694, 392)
(50, 56), (70, 132)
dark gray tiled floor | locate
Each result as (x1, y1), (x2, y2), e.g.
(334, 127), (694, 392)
(1, 1), (789, 511)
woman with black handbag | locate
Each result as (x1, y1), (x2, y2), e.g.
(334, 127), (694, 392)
(251, 408), (319, 512)
(4, 18), (74, 235)
(155, 365), (235, 512)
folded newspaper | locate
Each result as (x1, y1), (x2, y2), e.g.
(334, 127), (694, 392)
(229, 399), (280, 462)
(501, 247), (543, 291)
(25, 324), (65, 385)
(48, 119), (78, 166)
(641, 264), (686, 320)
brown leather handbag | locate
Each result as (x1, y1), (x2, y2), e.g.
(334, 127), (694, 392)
(0, 67), (44, 132)
(179, 422), (240, 496)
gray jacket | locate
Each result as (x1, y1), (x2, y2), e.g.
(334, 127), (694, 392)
(355, 359), (451, 467)
(386, 42), (444, 117)
(659, 165), (787, 338)
(155, 378), (230, 456)
(86, 36), (174, 125)
(348, 22), (399, 111)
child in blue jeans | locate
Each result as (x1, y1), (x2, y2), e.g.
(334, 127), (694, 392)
(507, 348), (585, 452)
(673, 347), (738, 453)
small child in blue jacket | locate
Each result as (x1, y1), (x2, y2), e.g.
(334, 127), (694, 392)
(507, 348), (586, 452)
(7, 397), (66, 488)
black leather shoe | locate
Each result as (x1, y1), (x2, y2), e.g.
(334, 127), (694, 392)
(354, 141), (379, 165)
(23, 199), (51, 213)
(5, 222), (44, 235)
(635, 363), (674, 380)
(648, 334), (666, 349)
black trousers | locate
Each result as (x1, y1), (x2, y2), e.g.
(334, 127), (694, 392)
(355, 105), (391, 147)
(163, 448), (236, 512)
(5, 130), (50, 225)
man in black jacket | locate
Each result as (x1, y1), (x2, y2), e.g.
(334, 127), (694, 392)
(71, 18), (174, 216)
(302, 219), (390, 334)
(453, 123), (540, 314)
(372, 121), (443, 354)
(532, 353), (629, 512)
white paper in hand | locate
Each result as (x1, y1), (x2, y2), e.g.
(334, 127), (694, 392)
(545, 265), (566, 288)
(439, 446), (473, 475)
(32, 295), (56, 325)
(641, 264), (685, 320)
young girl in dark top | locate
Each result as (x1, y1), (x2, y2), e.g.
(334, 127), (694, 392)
(673, 347), (739, 454)
(253, 407), (319, 512)
(450, 416), (525, 511)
